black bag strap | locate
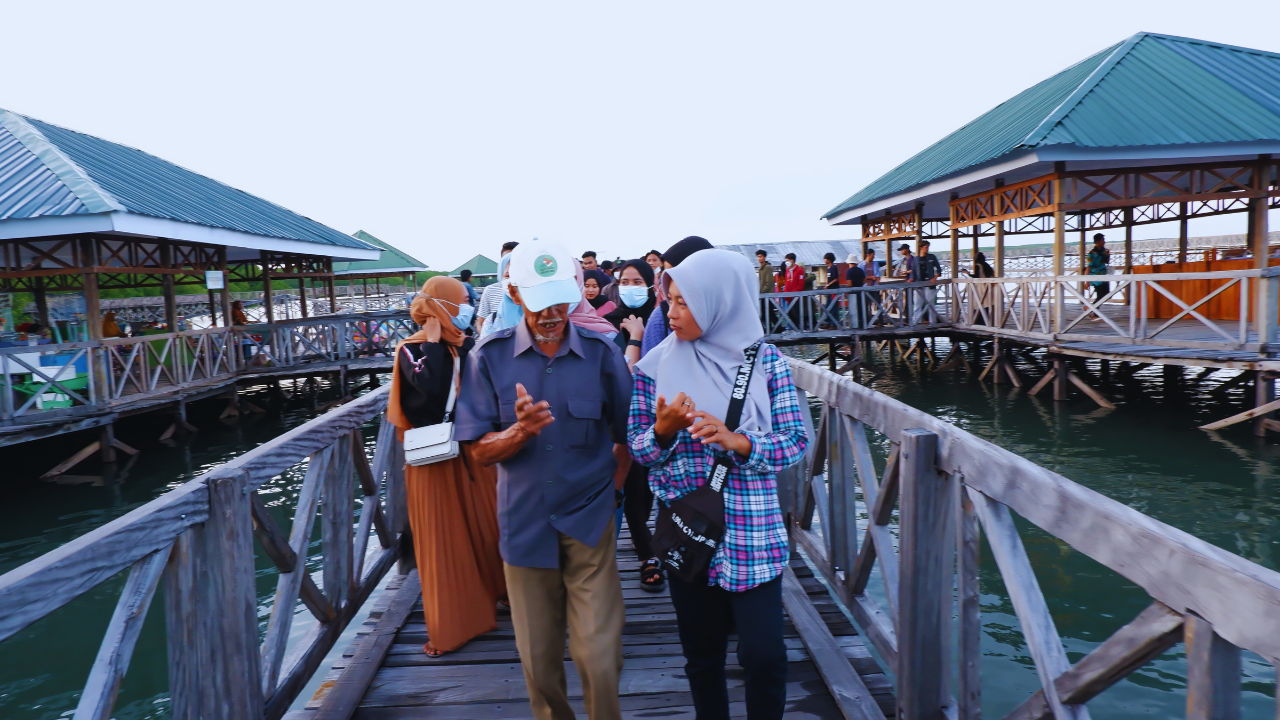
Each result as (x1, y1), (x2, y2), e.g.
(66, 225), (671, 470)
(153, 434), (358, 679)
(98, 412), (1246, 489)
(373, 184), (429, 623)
(705, 341), (762, 494)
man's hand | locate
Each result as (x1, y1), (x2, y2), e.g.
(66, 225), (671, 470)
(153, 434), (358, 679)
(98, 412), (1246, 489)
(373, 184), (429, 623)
(515, 382), (554, 435)
(654, 392), (695, 446)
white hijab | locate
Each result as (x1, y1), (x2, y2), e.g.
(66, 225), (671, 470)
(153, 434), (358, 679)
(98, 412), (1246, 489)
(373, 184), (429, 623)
(636, 249), (772, 435)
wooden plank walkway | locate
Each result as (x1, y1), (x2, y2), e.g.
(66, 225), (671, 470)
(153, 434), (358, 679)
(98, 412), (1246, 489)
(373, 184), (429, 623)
(290, 530), (894, 720)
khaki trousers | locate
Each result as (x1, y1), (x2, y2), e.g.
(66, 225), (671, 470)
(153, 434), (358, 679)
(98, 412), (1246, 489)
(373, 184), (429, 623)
(504, 519), (625, 720)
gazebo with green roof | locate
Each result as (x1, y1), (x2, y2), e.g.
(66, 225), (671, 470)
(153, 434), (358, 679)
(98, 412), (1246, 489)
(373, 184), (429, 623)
(823, 31), (1280, 300)
(450, 254), (498, 282)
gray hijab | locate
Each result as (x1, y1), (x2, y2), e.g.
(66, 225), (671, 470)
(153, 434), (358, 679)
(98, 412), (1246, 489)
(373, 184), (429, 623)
(636, 249), (772, 436)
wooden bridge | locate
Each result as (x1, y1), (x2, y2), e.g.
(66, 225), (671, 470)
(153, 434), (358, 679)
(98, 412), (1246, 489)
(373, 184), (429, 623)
(0, 311), (419, 465)
(3, 357), (1279, 719)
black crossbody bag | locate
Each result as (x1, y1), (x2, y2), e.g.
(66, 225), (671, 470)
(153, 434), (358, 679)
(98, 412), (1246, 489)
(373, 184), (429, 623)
(651, 342), (762, 585)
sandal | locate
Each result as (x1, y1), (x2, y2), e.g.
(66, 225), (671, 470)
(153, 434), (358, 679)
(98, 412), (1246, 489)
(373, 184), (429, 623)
(639, 558), (665, 593)
(423, 642), (445, 657)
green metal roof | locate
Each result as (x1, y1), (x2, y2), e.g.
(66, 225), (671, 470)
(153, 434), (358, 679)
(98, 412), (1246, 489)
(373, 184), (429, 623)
(450, 254), (498, 277)
(824, 33), (1280, 220)
(332, 230), (428, 275)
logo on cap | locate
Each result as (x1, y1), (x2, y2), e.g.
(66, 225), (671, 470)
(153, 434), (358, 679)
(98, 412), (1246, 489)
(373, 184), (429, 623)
(534, 254), (558, 278)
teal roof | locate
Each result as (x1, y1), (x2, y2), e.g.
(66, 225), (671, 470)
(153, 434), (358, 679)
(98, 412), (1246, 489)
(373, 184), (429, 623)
(332, 230), (428, 275)
(450, 254), (498, 277)
(0, 108), (376, 255)
(824, 33), (1280, 220)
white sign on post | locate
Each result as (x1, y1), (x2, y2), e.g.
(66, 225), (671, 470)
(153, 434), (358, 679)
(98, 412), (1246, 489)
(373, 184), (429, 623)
(205, 270), (225, 290)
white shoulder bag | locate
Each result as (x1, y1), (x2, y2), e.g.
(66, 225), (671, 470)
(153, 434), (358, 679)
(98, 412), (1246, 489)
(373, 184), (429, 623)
(403, 351), (461, 466)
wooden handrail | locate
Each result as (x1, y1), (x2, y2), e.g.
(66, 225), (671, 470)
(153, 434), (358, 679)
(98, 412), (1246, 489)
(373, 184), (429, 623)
(787, 358), (1279, 719)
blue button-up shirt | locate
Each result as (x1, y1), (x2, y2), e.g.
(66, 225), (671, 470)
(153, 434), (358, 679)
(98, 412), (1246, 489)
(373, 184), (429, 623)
(454, 320), (632, 568)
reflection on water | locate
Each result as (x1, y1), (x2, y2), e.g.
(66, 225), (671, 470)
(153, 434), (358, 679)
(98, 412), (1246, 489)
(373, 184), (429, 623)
(0, 377), (378, 720)
(789, 338), (1279, 718)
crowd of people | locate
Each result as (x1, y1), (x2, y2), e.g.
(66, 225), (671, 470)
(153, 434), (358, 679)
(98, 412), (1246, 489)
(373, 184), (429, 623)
(393, 237), (808, 720)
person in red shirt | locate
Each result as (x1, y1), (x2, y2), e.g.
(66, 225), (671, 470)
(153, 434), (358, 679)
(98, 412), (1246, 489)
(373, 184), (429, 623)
(781, 253), (805, 292)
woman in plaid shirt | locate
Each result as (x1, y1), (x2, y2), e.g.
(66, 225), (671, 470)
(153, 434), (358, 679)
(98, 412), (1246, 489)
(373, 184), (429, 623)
(628, 249), (807, 720)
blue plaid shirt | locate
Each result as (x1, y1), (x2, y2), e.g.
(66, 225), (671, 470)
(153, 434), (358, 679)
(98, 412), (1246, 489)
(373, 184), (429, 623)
(627, 343), (807, 591)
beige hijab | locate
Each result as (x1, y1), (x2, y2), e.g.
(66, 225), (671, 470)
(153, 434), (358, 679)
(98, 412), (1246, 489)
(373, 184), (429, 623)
(388, 276), (470, 432)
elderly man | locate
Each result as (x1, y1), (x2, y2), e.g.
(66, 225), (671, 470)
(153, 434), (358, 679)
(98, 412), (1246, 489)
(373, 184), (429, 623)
(455, 239), (632, 720)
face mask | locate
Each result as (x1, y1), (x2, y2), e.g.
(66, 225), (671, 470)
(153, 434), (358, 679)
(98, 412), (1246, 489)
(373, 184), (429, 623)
(619, 285), (649, 308)
(435, 298), (474, 330)
(451, 303), (475, 330)
(501, 279), (513, 299)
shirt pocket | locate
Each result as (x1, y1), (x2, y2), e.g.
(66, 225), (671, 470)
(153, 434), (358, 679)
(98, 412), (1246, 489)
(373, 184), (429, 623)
(565, 399), (602, 450)
(499, 401), (517, 426)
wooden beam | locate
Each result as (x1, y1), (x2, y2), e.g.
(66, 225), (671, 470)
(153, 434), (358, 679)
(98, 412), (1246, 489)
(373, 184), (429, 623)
(780, 566), (883, 720)
(1067, 371), (1115, 409)
(968, 487), (1087, 720)
(41, 441), (101, 478)
(73, 544), (173, 720)
(897, 429), (949, 720)
(310, 570), (422, 720)
(1199, 396), (1280, 430)
(956, 484), (981, 720)
(1004, 601), (1183, 720)
(1185, 613), (1241, 720)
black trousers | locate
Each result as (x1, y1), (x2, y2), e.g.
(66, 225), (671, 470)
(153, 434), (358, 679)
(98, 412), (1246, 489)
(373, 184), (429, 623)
(668, 573), (787, 720)
(623, 463), (654, 560)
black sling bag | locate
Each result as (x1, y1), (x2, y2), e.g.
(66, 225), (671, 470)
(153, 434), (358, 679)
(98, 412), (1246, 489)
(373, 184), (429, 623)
(651, 342), (762, 585)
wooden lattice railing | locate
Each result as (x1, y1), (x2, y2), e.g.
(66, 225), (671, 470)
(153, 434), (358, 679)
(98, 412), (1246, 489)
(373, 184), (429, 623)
(0, 386), (406, 720)
(783, 358), (1280, 720)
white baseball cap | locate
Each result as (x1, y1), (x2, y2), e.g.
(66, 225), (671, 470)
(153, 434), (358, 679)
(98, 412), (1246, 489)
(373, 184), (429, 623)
(507, 239), (582, 312)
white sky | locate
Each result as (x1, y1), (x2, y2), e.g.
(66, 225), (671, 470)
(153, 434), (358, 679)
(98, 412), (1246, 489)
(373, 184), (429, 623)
(5, 0), (1280, 269)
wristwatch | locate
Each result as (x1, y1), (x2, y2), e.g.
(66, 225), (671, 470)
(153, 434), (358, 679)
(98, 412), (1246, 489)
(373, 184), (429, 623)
(626, 339), (642, 348)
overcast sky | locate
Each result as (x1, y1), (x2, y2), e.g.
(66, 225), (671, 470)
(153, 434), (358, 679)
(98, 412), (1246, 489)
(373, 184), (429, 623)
(6, 0), (1280, 269)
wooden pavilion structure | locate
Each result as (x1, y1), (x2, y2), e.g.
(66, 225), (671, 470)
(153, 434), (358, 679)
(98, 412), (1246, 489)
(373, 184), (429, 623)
(824, 32), (1280, 335)
(328, 230), (428, 314)
(0, 107), (383, 457)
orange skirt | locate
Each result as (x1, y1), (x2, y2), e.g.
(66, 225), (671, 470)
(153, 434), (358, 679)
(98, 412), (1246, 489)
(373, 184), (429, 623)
(405, 444), (506, 652)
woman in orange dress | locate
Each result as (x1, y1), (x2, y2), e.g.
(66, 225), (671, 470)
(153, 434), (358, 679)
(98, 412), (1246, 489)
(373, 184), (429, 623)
(387, 276), (506, 655)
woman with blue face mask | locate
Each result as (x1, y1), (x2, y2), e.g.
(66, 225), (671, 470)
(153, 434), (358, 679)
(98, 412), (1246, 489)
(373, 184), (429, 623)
(603, 258), (656, 330)
(388, 275), (506, 657)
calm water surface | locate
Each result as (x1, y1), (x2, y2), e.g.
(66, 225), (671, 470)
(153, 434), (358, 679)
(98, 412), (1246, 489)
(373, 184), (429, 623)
(2, 344), (1279, 719)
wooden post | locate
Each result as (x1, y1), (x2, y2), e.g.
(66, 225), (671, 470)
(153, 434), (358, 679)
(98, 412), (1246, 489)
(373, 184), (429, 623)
(994, 219), (1005, 278)
(1053, 213), (1065, 334)
(325, 433), (355, 609)
(299, 278), (309, 318)
(217, 247), (232, 329)
(956, 481), (981, 720)
(1250, 156), (1271, 343)
(897, 428), (949, 720)
(1179, 202), (1190, 264)
(1053, 357), (1069, 402)
(971, 224), (979, 263)
(160, 243), (178, 332)
(1254, 371), (1274, 438)
(81, 237), (111, 402)
(826, 414), (857, 576)
(949, 217), (960, 280)
(1078, 219), (1087, 276)
(327, 275), (339, 315)
(1184, 613), (1241, 720)
(164, 470), (265, 719)
(1124, 208), (1134, 306)
(261, 252), (275, 324)
(32, 276), (49, 328)
(100, 423), (118, 464)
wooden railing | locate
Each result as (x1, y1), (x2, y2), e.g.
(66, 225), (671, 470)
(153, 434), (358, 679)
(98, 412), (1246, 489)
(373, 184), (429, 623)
(0, 386), (406, 720)
(0, 311), (417, 427)
(951, 268), (1280, 352)
(759, 282), (951, 337)
(783, 358), (1280, 720)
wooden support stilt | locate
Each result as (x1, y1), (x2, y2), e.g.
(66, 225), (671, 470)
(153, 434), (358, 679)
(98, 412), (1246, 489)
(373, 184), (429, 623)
(1200, 396), (1280, 431)
(1254, 371), (1275, 437)
(100, 425), (118, 464)
(992, 340), (1004, 385)
(1053, 358), (1069, 402)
